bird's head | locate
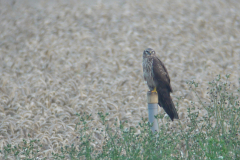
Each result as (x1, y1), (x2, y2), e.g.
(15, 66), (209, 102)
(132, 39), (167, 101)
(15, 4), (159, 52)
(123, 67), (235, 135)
(143, 48), (156, 58)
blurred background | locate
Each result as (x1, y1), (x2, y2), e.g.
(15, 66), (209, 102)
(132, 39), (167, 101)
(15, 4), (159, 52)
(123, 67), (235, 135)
(0, 0), (239, 157)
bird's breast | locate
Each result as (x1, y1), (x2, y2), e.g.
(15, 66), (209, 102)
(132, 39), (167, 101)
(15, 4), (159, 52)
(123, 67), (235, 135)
(143, 58), (156, 89)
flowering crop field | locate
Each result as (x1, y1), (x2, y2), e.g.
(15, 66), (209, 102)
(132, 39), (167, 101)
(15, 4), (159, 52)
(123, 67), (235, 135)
(0, 0), (239, 158)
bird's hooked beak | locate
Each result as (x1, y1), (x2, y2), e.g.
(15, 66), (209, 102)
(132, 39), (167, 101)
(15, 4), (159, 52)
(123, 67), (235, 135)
(144, 48), (154, 56)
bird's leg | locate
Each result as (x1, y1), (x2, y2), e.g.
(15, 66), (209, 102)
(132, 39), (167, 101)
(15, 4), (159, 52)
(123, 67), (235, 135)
(151, 87), (157, 93)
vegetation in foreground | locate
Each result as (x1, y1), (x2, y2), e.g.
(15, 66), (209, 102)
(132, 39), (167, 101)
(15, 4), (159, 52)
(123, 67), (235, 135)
(1, 75), (239, 159)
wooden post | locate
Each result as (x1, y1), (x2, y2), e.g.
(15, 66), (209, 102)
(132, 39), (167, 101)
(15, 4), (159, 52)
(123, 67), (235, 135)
(147, 91), (159, 132)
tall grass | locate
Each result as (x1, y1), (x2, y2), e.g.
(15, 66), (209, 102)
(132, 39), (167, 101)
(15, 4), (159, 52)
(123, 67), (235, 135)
(1, 75), (239, 159)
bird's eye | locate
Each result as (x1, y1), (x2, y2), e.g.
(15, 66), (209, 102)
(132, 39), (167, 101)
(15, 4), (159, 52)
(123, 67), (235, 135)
(152, 51), (155, 54)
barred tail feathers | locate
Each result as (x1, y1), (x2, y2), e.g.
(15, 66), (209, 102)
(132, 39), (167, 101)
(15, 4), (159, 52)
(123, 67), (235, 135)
(157, 89), (179, 121)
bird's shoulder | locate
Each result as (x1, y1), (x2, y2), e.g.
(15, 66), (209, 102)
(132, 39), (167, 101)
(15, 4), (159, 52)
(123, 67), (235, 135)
(152, 56), (173, 92)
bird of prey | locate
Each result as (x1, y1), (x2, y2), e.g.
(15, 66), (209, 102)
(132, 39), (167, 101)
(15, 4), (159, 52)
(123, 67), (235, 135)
(142, 48), (179, 121)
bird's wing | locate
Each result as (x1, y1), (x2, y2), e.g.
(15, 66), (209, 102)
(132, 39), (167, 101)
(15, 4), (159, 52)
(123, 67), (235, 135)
(152, 57), (173, 92)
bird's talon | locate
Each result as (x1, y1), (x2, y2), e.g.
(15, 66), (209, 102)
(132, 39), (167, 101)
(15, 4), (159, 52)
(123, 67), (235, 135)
(151, 88), (157, 93)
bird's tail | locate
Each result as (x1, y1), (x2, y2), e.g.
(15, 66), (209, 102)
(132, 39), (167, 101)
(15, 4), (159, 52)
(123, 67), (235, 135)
(157, 89), (179, 121)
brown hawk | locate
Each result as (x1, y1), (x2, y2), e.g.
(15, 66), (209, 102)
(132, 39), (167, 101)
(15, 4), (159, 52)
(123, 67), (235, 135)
(142, 48), (179, 121)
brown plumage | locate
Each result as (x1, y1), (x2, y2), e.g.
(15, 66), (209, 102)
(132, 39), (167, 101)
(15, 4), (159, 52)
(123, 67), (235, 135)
(142, 48), (179, 121)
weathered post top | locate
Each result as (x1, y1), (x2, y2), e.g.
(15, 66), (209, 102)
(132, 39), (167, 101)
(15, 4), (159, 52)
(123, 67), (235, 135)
(147, 91), (158, 104)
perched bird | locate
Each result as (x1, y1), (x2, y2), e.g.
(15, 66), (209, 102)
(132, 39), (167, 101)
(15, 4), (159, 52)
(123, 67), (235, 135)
(142, 48), (179, 121)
